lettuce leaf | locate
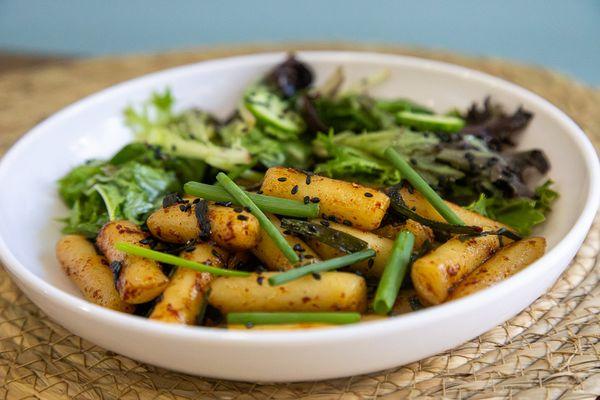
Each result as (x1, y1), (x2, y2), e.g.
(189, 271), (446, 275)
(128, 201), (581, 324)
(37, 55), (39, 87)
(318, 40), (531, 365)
(313, 129), (463, 187)
(466, 180), (558, 236)
(58, 144), (203, 238)
(313, 131), (401, 185)
(124, 90), (251, 170)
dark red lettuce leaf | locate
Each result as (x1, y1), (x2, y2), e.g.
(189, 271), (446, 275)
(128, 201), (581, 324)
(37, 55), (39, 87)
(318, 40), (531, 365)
(298, 94), (329, 133)
(266, 54), (313, 98)
(462, 97), (533, 151)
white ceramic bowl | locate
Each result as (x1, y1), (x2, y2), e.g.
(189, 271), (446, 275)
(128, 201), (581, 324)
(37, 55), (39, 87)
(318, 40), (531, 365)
(0, 51), (598, 382)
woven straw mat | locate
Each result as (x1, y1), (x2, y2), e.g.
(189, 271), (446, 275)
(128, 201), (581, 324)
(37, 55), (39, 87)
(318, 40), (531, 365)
(0, 44), (598, 400)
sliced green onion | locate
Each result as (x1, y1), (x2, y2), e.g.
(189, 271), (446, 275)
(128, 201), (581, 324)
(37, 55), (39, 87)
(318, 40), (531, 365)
(385, 147), (465, 226)
(216, 172), (299, 264)
(387, 187), (480, 235)
(396, 111), (465, 133)
(227, 312), (361, 326)
(373, 231), (415, 315)
(184, 181), (319, 218)
(268, 249), (375, 286)
(280, 218), (368, 253)
(115, 242), (250, 277)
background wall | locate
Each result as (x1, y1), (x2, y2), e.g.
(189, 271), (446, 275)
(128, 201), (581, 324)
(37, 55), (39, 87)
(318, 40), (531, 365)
(1, 0), (598, 85)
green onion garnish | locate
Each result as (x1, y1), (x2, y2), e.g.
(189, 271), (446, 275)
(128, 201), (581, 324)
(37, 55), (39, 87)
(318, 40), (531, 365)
(184, 181), (319, 218)
(384, 147), (465, 226)
(216, 172), (300, 264)
(227, 312), (361, 326)
(115, 243), (250, 277)
(268, 249), (375, 286)
(373, 231), (415, 315)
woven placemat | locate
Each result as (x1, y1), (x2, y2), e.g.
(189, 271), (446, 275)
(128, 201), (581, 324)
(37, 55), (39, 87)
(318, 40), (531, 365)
(0, 44), (598, 400)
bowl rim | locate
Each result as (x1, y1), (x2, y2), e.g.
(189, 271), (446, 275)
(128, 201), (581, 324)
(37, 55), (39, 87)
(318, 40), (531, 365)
(0, 50), (598, 346)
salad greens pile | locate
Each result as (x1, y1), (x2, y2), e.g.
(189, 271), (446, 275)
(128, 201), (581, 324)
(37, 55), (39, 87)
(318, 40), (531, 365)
(59, 54), (556, 237)
(59, 144), (204, 238)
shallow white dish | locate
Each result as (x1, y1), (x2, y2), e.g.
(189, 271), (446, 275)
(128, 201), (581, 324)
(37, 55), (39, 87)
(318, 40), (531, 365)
(0, 51), (598, 382)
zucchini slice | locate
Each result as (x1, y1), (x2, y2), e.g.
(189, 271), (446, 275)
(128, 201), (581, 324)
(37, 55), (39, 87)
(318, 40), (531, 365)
(396, 111), (465, 133)
(244, 86), (305, 134)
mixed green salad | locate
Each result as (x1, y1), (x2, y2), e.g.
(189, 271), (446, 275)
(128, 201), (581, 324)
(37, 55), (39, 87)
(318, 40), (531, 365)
(59, 55), (557, 238)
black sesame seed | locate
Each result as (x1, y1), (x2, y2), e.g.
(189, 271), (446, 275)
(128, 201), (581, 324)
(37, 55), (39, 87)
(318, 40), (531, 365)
(193, 198), (201, 204)
(304, 254), (314, 259)
(244, 206), (251, 213)
(233, 207), (243, 213)
(277, 177), (287, 182)
(257, 190), (263, 194)
(303, 196), (310, 204)
(237, 215), (248, 221)
(291, 185), (299, 195)
(310, 197), (320, 203)
(245, 322), (254, 329)
(328, 215), (337, 222)
(305, 175), (312, 185)
(364, 192), (373, 198)
(179, 204), (188, 212)
(162, 193), (183, 208)
(256, 276), (264, 285)
(109, 261), (122, 284)
(320, 220), (330, 227)
(312, 272), (321, 280)
(139, 237), (153, 245)
(293, 244), (303, 252)
(343, 220), (353, 226)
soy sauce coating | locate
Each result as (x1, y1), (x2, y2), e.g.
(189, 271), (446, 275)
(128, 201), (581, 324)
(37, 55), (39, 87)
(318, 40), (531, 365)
(261, 167), (390, 231)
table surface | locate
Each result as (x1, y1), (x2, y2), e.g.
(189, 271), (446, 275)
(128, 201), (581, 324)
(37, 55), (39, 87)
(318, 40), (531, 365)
(1, 0), (599, 86)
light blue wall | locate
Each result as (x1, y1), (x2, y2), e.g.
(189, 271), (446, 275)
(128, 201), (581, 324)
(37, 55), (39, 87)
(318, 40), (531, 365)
(1, 0), (598, 85)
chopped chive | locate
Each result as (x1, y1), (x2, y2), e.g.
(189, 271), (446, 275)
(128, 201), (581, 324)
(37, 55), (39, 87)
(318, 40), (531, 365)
(373, 231), (415, 315)
(385, 147), (465, 226)
(216, 173), (299, 264)
(184, 181), (319, 218)
(268, 249), (375, 286)
(115, 242), (250, 277)
(227, 312), (361, 326)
